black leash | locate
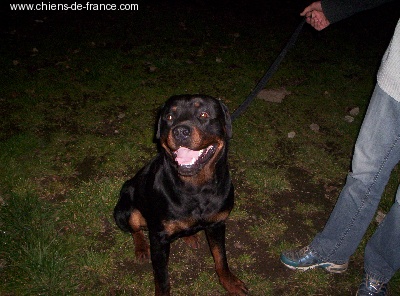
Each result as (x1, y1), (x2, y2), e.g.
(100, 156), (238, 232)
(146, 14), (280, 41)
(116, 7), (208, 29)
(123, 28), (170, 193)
(231, 19), (306, 121)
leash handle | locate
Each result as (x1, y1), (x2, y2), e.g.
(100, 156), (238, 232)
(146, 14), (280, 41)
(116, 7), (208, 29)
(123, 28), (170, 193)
(231, 18), (306, 121)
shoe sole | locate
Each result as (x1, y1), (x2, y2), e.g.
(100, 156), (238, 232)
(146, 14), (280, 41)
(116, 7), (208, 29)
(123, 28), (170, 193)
(281, 260), (348, 274)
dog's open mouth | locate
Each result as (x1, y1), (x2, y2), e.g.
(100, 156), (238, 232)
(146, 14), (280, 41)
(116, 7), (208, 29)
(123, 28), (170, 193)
(173, 145), (216, 175)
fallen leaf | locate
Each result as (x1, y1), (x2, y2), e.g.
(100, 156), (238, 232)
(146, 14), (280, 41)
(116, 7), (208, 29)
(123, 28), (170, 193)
(349, 107), (359, 116)
(257, 87), (291, 103)
(344, 115), (354, 123)
(375, 210), (385, 224)
(310, 123), (319, 132)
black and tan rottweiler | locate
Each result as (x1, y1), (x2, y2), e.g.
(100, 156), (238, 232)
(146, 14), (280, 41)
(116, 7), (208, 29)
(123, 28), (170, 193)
(114, 94), (248, 296)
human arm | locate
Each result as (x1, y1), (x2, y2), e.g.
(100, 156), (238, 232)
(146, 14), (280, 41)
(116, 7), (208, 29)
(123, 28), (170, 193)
(300, 0), (394, 31)
(321, 0), (394, 24)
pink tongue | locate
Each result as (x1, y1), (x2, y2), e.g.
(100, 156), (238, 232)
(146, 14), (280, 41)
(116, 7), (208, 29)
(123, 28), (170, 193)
(175, 147), (201, 165)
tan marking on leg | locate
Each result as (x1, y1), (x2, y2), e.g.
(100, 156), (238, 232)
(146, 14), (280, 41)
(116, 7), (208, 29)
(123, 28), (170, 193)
(129, 210), (149, 262)
(129, 209), (147, 231)
(131, 231), (150, 262)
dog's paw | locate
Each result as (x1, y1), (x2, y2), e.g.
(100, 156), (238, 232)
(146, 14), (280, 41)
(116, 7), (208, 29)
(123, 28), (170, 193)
(227, 282), (248, 296)
(183, 234), (200, 249)
(132, 231), (150, 263)
(221, 274), (249, 296)
(135, 248), (150, 263)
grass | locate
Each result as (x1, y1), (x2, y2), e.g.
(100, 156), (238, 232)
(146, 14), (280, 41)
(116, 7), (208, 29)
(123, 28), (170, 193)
(1, 1), (400, 295)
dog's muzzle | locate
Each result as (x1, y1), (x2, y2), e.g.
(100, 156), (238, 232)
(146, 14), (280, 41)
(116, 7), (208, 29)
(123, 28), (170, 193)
(173, 145), (217, 176)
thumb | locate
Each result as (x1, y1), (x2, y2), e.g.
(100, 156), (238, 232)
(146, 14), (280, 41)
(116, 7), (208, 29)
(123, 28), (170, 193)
(300, 2), (321, 16)
(300, 7), (312, 16)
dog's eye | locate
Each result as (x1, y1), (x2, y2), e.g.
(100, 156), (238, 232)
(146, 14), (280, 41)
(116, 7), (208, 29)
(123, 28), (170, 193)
(166, 114), (173, 121)
(199, 112), (209, 118)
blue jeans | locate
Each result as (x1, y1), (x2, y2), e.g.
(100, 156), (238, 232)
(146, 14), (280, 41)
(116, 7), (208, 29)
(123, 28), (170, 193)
(310, 84), (400, 283)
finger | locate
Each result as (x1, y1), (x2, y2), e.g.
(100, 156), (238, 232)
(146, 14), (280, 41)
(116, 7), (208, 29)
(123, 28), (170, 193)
(310, 16), (318, 27)
(304, 11), (313, 23)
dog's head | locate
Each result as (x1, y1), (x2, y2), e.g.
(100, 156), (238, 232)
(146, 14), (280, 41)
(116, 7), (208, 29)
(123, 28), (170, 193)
(156, 95), (232, 178)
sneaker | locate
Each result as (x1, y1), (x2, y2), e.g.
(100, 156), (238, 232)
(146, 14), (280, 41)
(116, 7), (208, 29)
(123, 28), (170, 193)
(356, 273), (388, 296)
(280, 246), (348, 273)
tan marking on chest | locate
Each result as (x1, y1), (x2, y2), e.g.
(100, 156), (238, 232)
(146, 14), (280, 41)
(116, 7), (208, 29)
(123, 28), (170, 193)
(162, 218), (196, 236)
(206, 210), (230, 223)
(162, 210), (230, 237)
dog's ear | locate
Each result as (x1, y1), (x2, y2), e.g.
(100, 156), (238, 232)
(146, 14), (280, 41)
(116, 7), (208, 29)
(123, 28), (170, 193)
(219, 100), (232, 138)
(155, 104), (165, 140)
(155, 116), (162, 139)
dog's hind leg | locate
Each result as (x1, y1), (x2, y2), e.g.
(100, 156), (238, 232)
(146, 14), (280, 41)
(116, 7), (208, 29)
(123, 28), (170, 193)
(183, 234), (200, 249)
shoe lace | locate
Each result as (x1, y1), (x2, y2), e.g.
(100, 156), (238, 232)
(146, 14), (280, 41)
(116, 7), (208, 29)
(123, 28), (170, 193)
(298, 246), (311, 256)
(365, 275), (386, 293)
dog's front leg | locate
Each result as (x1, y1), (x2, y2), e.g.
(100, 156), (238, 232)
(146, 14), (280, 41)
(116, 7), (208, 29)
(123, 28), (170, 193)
(205, 223), (248, 295)
(149, 232), (171, 296)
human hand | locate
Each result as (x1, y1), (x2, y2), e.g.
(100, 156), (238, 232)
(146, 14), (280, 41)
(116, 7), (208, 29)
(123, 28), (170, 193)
(300, 1), (330, 31)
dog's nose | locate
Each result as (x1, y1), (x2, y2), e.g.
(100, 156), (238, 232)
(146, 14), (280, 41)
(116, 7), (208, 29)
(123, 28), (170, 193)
(173, 125), (191, 141)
